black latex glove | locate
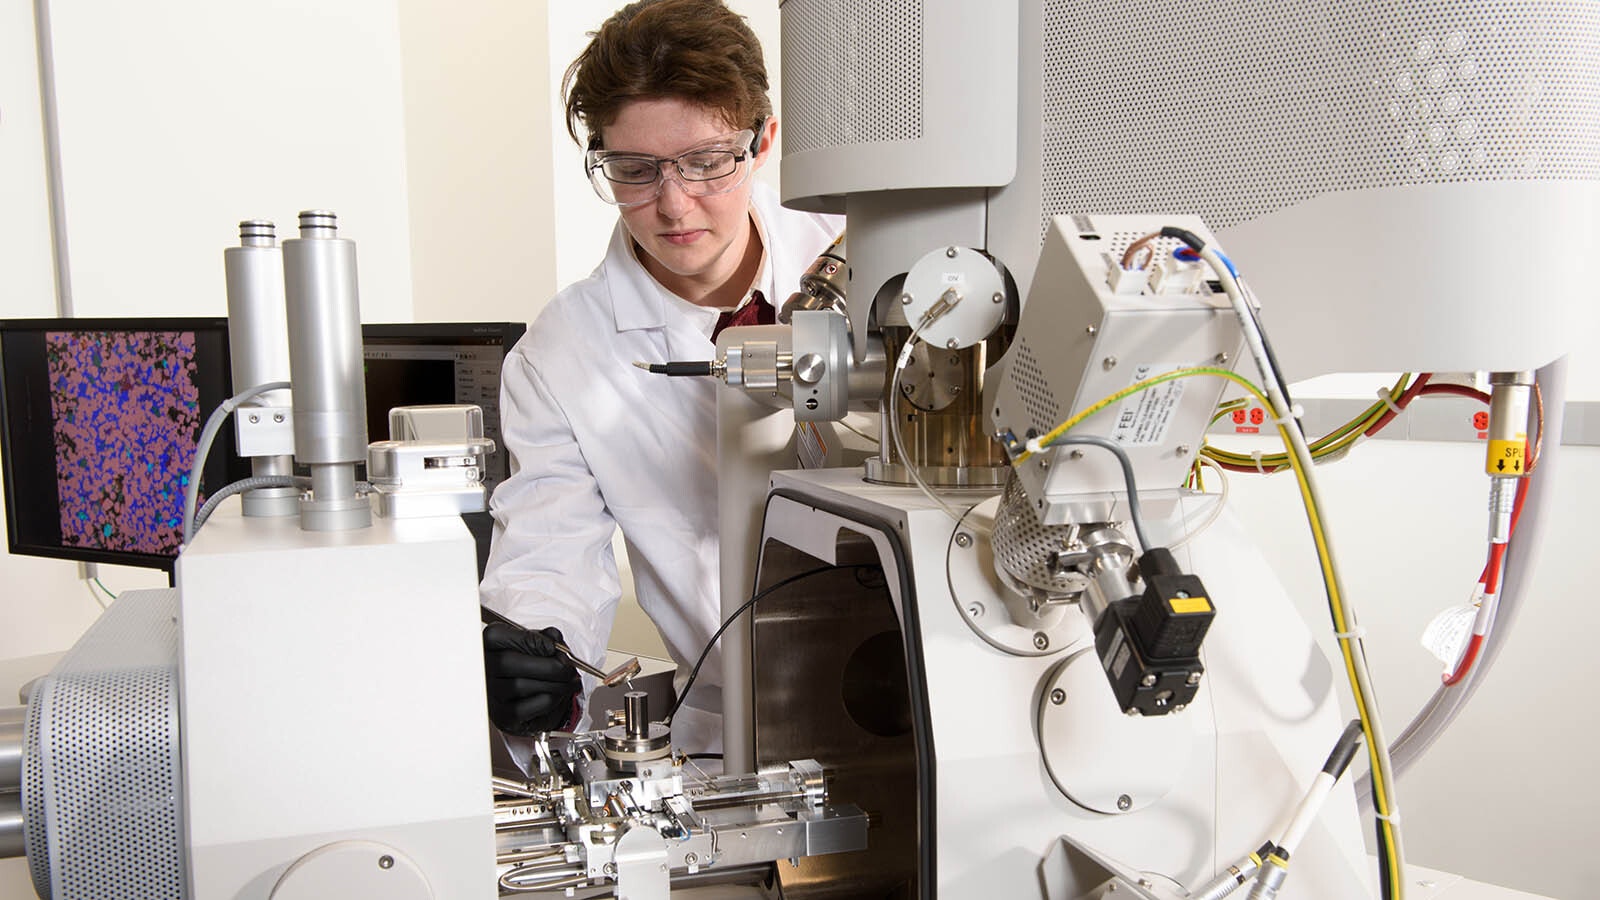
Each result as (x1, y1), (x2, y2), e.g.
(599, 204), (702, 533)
(483, 622), (581, 736)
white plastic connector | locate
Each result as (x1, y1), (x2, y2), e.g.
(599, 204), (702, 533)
(1103, 253), (1148, 295)
(1149, 255), (1205, 294)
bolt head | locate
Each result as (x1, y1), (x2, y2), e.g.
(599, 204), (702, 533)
(273, 412), (285, 423)
(946, 338), (959, 349)
(1103, 356), (1118, 370)
(1215, 352), (1229, 365)
(967, 603), (984, 618)
(946, 246), (958, 258)
(248, 413), (260, 424)
(1050, 688), (1066, 705)
(1187, 671), (1203, 685)
(1176, 444), (1191, 456)
(1140, 673), (1158, 687)
(1086, 325), (1099, 336)
(685, 853), (698, 864)
(1033, 632), (1049, 650)
(378, 855), (394, 870)
(900, 292), (913, 305)
(955, 532), (973, 548)
(1069, 449), (1084, 460)
(1117, 794), (1132, 811)
(992, 292), (1004, 303)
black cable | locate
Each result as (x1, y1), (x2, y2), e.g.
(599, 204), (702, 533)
(1322, 719), (1366, 779)
(1039, 434), (1152, 552)
(642, 361), (715, 376)
(665, 564), (879, 723)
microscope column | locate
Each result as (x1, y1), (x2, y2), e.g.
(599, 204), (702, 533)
(223, 220), (298, 517)
(282, 210), (371, 531)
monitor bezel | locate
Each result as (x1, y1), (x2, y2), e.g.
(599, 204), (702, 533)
(0, 316), (239, 572)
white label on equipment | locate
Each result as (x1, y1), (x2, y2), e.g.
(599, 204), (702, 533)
(1109, 364), (1186, 446)
(1421, 604), (1478, 666)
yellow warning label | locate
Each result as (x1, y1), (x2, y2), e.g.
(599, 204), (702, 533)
(1486, 439), (1526, 476)
(1169, 595), (1213, 615)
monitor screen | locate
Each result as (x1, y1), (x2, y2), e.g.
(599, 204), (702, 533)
(0, 318), (241, 571)
(361, 321), (527, 576)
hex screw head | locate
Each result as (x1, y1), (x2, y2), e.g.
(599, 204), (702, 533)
(1187, 672), (1203, 685)
(900, 293), (913, 305)
(992, 292), (1004, 303)
(1140, 673), (1158, 687)
(1103, 356), (1118, 370)
(378, 855), (394, 870)
(955, 532), (973, 548)
(946, 246), (958, 258)
(1215, 352), (1229, 365)
(1117, 794), (1133, 811)
(1033, 632), (1049, 650)
(1050, 688), (1066, 705)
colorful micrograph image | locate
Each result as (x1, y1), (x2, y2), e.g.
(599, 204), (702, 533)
(47, 331), (201, 555)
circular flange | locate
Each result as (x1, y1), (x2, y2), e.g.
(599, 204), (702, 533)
(947, 497), (1089, 656)
(901, 246), (1007, 350)
(1037, 651), (1195, 814)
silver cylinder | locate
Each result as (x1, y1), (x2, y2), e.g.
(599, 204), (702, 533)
(224, 220), (299, 517)
(0, 706), (22, 790)
(0, 793), (20, 860)
(624, 691), (649, 740)
(282, 210), (371, 531)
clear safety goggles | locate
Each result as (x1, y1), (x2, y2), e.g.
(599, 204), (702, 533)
(585, 128), (760, 208)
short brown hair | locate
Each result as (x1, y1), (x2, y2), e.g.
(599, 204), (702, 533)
(563, 0), (772, 147)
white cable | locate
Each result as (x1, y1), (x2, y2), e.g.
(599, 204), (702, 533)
(888, 318), (967, 523)
(182, 380), (291, 544)
(1199, 243), (1406, 890)
(1168, 456), (1229, 551)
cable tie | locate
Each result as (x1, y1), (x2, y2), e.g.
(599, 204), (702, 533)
(1373, 809), (1403, 826)
(1334, 626), (1366, 640)
(1375, 388), (1403, 416)
(1271, 403), (1304, 427)
(1250, 449), (1267, 475)
(1025, 438), (1045, 456)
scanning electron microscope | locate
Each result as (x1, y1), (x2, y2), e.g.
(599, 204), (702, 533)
(10, 1), (1597, 899)
(691, 1), (1595, 898)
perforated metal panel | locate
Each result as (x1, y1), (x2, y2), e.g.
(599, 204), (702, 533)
(784, 0), (925, 154)
(1009, 337), (1061, 437)
(1039, 0), (1600, 234)
(22, 589), (185, 899)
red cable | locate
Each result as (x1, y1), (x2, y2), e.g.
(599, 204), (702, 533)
(1443, 478), (1528, 686)
(1415, 383), (1494, 404)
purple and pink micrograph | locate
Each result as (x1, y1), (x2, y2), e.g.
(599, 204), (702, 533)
(47, 331), (201, 555)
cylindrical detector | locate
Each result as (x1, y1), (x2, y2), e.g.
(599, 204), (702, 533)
(624, 691), (649, 740)
(282, 210), (368, 465)
(1484, 371), (1534, 478)
(223, 221), (292, 404)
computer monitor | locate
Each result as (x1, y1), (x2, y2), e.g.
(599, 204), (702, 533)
(361, 321), (527, 576)
(0, 317), (241, 571)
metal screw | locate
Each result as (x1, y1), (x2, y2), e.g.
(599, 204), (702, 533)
(900, 292), (913, 305)
(1176, 444), (1191, 456)
(1050, 688), (1066, 705)
(1102, 356), (1118, 370)
(1140, 673), (1158, 687)
(1176, 590), (1190, 598)
(955, 532), (973, 548)
(1138, 879), (1155, 889)
(1086, 325), (1098, 336)
(946, 338), (958, 349)
(901, 383), (914, 394)
(992, 292), (1004, 304)
(1117, 794), (1133, 811)
(1174, 703), (1187, 712)
(378, 855), (394, 870)
(273, 412), (285, 423)
(946, 246), (958, 258)
(1033, 632), (1049, 650)
(949, 385), (962, 395)
(1214, 352), (1229, 365)
(1187, 672), (1202, 685)
(1069, 450), (1084, 460)
(248, 413), (260, 424)
(604, 863), (617, 875)
(1038, 457), (1050, 469)
(967, 602), (984, 618)
(685, 853), (698, 865)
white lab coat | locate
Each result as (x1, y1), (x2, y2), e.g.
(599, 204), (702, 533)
(481, 182), (840, 754)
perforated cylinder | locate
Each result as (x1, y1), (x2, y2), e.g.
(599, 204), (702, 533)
(282, 211), (368, 466)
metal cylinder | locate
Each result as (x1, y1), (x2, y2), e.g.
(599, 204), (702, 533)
(0, 793), (21, 860)
(624, 691), (649, 740)
(224, 220), (299, 517)
(282, 210), (371, 531)
(283, 210), (368, 465)
(0, 706), (23, 791)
